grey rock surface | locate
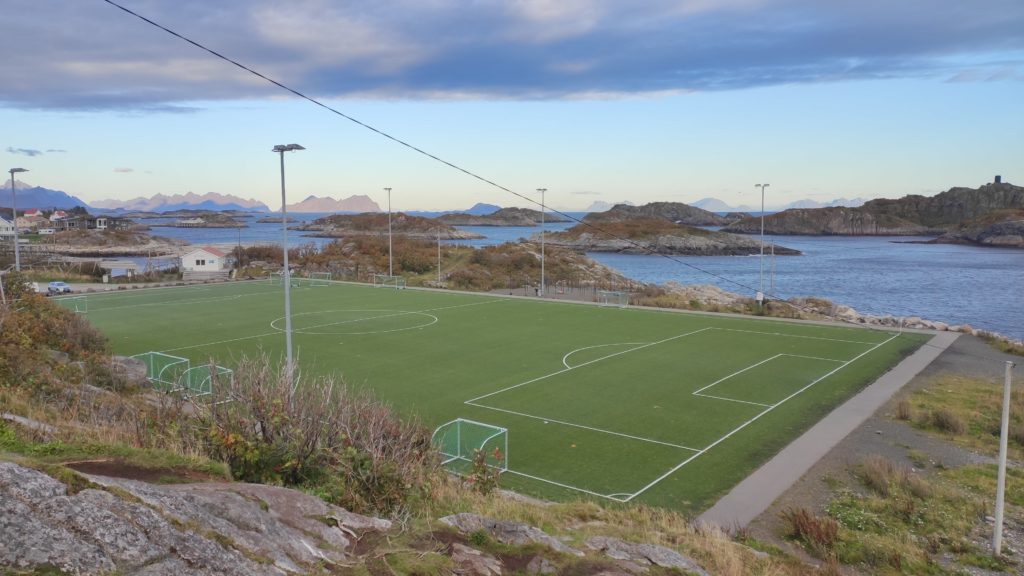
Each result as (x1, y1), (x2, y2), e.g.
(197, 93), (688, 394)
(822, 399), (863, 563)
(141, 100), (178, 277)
(450, 542), (503, 575)
(440, 513), (584, 557)
(585, 535), (709, 575)
(0, 461), (390, 575)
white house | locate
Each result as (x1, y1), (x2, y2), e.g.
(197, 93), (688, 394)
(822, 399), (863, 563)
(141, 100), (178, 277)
(0, 216), (13, 237)
(180, 246), (227, 272)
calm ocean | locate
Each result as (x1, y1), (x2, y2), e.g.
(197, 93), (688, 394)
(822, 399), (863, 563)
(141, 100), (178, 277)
(149, 213), (1024, 340)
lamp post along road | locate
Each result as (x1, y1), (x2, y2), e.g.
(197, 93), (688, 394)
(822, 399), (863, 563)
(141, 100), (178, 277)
(273, 144), (305, 380)
(384, 187), (393, 277)
(754, 183), (770, 301)
(537, 188), (547, 296)
(8, 168), (28, 272)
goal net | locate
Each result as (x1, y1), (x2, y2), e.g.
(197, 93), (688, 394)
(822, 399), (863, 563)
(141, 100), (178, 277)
(309, 272), (332, 287)
(269, 272), (301, 287)
(131, 351), (190, 392)
(178, 364), (233, 398)
(57, 295), (88, 314)
(597, 290), (629, 308)
(431, 418), (508, 474)
(373, 274), (406, 289)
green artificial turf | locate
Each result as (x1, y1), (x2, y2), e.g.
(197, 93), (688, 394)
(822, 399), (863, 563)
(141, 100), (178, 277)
(74, 280), (928, 512)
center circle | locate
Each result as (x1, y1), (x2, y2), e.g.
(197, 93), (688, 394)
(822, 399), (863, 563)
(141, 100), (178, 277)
(270, 309), (438, 335)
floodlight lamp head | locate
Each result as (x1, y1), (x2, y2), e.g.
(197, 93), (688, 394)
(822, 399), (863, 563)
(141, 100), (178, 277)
(9, 168), (28, 175)
(272, 144), (305, 153)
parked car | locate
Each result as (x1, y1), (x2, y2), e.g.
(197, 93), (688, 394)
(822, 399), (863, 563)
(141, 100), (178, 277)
(47, 281), (72, 295)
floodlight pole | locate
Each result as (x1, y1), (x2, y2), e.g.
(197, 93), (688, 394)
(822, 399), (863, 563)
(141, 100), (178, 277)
(8, 168), (28, 272)
(537, 188), (547, 297)
(436, 227), (442, 285)
(754, 183), (769, 303)
(384, 187), (393, 277)
(273, 144), (305, 380)
(994, 360), (1017, 555)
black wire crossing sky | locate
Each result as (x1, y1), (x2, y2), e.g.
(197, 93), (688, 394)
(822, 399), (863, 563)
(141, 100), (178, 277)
(100, 0), (908, 332)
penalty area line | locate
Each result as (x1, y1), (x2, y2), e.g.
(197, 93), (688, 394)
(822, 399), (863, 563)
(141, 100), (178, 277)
(623, 331), (901, 502)
(503, 469), (628, 503)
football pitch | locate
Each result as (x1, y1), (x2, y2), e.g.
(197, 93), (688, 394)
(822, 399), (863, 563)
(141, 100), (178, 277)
(75, 280), (928, 512)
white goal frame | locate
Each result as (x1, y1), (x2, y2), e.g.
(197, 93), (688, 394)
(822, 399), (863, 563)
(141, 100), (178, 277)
(59, 295), (88, 314)
(373, 274), (406, 289)
(131, 351), (190, 391)
(597, 290), (629, 308)
(309, 272), (332, 287)
(431, 418), (508, 473)
(177, 365), (233, 398)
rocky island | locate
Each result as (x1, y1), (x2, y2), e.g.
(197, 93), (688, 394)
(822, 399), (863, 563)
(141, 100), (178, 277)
(436, 207), (570, 226)
(295, 212), (483, 239)
(723, 180), (1024, 245)
(543, 217), (801, 255)
(586, 201), (732, 226)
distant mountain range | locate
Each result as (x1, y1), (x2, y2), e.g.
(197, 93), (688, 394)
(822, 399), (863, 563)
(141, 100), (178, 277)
(92, 192), (270, 212)
(285, 195), (381, 213)
(1, 179), (91, 209)
(692, 197), (866, 212)
(585, 200), (634, 212)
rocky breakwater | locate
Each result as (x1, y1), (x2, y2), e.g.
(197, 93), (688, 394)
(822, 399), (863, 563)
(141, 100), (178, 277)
(437, 206), (570, 226)
(544, 218), (801, 256)
(296, 212), (483, 239)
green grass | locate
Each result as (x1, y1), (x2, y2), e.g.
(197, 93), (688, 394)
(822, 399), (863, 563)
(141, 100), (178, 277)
(75, 280), (927, 512)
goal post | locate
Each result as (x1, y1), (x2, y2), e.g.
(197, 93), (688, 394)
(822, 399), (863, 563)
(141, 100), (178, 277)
(373, 274), (406, 289)
(57, 295), (88, 314)
(309, 272), (332, 287)
(177, 364), (233, 398)
(131, 351), (190, 392)
(431, 418), (508, 474)
(597, 290), (629, 308)
(269, 272), (283, 285)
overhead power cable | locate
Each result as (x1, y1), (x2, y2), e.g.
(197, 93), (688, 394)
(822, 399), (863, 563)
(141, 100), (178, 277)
(101, 0), (911, 334)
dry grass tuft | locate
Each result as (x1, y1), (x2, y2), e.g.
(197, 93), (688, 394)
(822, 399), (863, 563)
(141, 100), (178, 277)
(780, 507), (839, 557)
(930, 409), (965, 435)
(895, 398), (913, 421)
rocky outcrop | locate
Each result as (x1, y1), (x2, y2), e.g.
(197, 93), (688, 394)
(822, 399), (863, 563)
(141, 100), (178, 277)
(585, 202), (728, 226)
(724, 181), (1024, 237)
(440, 513), (584, 557)
(931, 210), (1024, 247)
(0, 461), (390, 575)
(722, 206), (942, 236)
(437, 207), (570, 226)
(297, 212), (484, 239)
(585, 536), (710, 575)
(544, 219), (800, 256)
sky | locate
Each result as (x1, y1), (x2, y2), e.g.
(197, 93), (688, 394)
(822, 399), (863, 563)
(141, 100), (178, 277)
(2, 0), (1022, 211)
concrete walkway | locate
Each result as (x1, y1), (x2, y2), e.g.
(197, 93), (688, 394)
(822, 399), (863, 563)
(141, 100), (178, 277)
(697, 331), (960, 528)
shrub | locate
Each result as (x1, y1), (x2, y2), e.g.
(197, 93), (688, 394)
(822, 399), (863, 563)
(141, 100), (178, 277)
(895, 398), (913, 421)
(780, 506), (839, 556)
(931, 409), (965, 435)
(861, 455), (898, 497)
(200, 355), (439, 516)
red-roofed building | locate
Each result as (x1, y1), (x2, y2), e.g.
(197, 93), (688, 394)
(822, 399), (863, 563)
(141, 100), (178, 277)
(180, 246), (227, 272)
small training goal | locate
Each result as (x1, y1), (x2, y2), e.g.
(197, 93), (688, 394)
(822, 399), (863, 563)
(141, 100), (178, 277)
(431, 418), (508, 474)
(309, 272), (332, 287)
(269, 272), (301, 287)
(131, 351), (190, 392)
(57, 295), (88, 314)
(373, 274), (406, 289)
(597, 290), (629, 308)
(177, 365), (233, 398)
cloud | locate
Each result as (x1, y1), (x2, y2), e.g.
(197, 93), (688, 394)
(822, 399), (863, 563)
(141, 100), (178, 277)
(572, 190), (602, 196)
(45, 149), (67, 154)
(0, 0), (1022, 110)
(113, 168), (134, 173)
(7, 147), (43, 156)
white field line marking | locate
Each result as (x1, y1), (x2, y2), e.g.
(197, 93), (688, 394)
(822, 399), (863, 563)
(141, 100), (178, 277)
(691, 393), (772, 408)
(623, 332), (901, 502)
(783, 353), (848, 363)
(562, 342), (648, 369)
(162, 299), (502, 353)
(712, 327), (889, 345)
(691, 355), (783, 396)
(465, 327), (713, 404)
(270, 310), (438, 334)
(465, 401), (702, 451)
(503, 469), (627, 502)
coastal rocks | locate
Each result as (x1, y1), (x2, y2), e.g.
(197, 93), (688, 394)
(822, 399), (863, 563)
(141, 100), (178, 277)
(544, 223), (801, 256)
(662, 282), (745, 307)
(0, 461), (389, 575)
(438, 207), (570, 226)
(722, 206), (942, 236)
(440, 513), (584, 557)
(584, 202), (728, 227)
(932, 211), (1024, 248)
